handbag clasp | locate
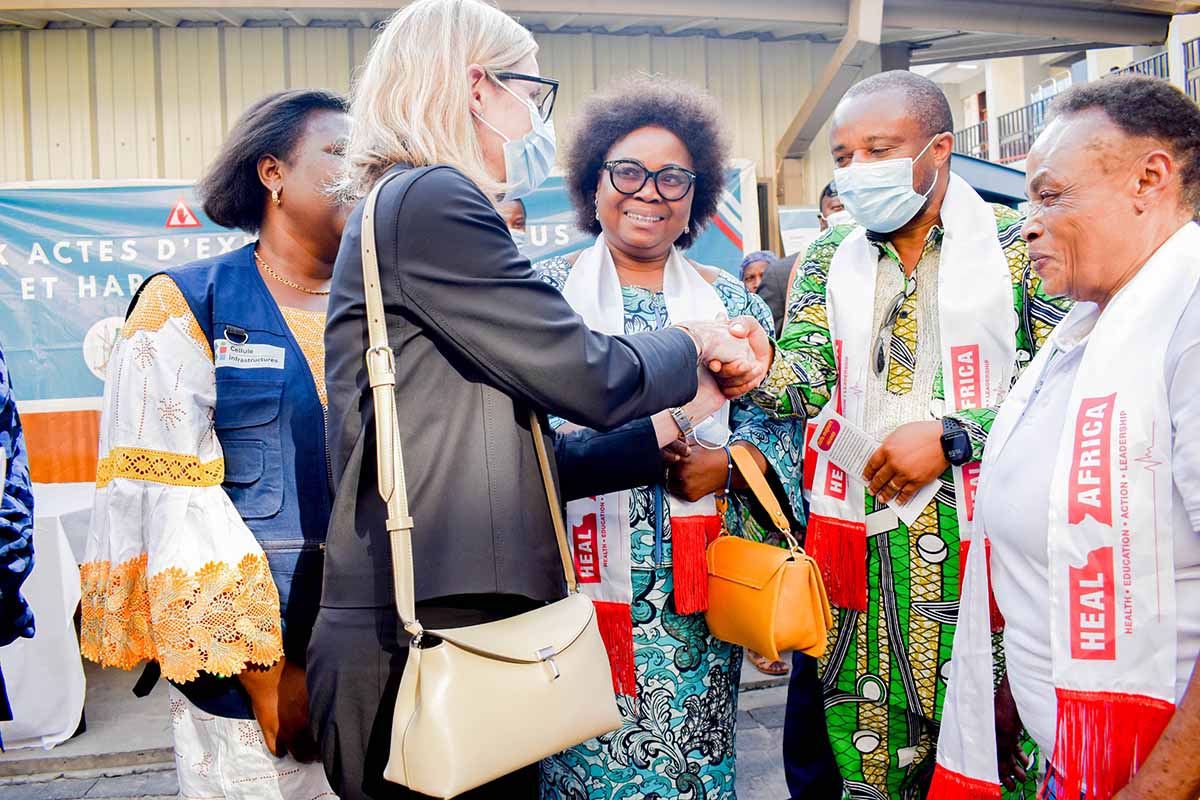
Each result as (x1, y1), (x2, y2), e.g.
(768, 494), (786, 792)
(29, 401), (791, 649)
(536, 646), (560, 680)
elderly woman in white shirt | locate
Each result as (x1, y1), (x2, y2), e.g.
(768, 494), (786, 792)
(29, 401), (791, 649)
(930, 75), (1200, 800)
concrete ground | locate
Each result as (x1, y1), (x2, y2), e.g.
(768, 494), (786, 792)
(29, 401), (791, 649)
(0, 655), (792, 799)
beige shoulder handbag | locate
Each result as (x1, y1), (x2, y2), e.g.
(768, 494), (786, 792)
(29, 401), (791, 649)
(358, 175), (622, 799)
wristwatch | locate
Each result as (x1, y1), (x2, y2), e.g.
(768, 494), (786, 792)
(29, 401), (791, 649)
(670, 407), (698, 446)
(940, 417), (972, 467)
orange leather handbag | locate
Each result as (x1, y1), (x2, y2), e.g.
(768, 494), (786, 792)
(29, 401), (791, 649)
(704, 445), (834, 662)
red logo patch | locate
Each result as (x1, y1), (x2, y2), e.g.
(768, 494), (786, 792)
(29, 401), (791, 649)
(572, 512), (600, 584)
(1068, 394), (1116, 526)
(803, 421), (818, 492)
(1069, 546), (1116, 660)
(824, 464), (847, 501)
(950, 344), (983, 411)
(960, 461), (981, 522)
(816, 419), (841, 452)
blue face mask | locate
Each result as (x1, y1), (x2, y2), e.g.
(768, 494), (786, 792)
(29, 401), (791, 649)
(475, 79), (557, 201)
(833, 136), (939, 234)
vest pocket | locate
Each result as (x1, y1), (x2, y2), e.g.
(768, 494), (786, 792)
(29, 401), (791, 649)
(216, 380), (285, 520)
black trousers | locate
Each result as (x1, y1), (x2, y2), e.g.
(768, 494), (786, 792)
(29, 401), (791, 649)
(307, 596), (541, 800)
(782, 652), (844, 799)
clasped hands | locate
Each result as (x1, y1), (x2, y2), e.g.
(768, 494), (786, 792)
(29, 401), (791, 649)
(675, 315), (772, 399)
(660, 320), (771, 501)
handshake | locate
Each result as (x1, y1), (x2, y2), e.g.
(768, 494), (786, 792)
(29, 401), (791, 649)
(674, 316), (773, 400)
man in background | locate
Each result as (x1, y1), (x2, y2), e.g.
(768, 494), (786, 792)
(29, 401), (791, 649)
(759, 183), (851, 335)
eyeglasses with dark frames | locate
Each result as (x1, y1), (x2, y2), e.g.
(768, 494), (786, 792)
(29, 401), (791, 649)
(493, 71), (559, 122)
(602, 159), (697, 201)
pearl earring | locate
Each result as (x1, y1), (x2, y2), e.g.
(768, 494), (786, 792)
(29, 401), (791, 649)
(272, 189), (281, 207)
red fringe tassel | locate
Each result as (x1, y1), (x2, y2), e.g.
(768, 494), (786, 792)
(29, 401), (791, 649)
(593, 600), (637, 697)
(927, 764), (1003, 799)
(1051, 689), (1175, 800)
(805, 514), (867, 611)
(671, 515), (721, 615)
(958, 540), (1006, 633)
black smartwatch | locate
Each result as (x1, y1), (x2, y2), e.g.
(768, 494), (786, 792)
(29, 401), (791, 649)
(940, 417), (972, 466)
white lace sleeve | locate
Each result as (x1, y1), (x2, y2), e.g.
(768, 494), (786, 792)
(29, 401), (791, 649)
(80, 276), (282, 683)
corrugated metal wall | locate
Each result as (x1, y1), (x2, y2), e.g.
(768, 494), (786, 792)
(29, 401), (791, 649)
(0, 26), (823, 189)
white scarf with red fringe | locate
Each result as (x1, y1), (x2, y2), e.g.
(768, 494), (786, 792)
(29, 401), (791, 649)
(931, 222), (1200, 800)
(805, 174), (1016, 612)
(561, 234), (728, 697)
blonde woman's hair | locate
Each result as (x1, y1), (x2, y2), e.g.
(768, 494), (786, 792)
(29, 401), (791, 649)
(337, 0), (537, 200)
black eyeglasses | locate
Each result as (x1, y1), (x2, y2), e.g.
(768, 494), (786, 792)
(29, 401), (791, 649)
(493, 71), (559, 122)
(872, 275), (917, 376)
(602, 160), (697, 201)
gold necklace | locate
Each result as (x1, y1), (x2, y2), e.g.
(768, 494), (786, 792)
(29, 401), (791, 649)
(254, 248), (331, 296)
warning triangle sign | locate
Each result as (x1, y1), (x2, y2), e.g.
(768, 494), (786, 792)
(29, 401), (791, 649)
(165, 197), (202, 229)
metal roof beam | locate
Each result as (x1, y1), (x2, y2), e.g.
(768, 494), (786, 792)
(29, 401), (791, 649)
(211, 9), (247, 26)
(541, 13), (579, 31)
(0, 11), (43, 28)
(911, 41), (1117, 65)
(884, 0), (1175, 47)
(775, 0), (883, 162)
(0, 0), (851, 24)
(716, 19), (772, 37)
(127, 7), (176, 26)
(54, 8), (114, 26)
(661, 17), (715, 35)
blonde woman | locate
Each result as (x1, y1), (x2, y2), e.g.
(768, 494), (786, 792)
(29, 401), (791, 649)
(309, 1), (772, 798)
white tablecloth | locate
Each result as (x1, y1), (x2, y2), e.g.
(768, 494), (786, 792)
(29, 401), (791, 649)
(0, 482), (91, 750)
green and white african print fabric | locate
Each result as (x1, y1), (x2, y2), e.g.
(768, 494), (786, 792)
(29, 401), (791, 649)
(752, 207), (1070, 799)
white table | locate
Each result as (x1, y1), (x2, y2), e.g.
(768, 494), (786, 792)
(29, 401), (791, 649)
(0, 482), (91, 750)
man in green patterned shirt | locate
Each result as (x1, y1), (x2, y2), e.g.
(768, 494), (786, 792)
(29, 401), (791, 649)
(754, 72), (1070, 799)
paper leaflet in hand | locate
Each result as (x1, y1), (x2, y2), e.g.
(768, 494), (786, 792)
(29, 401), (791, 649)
(810, 406), (939, 526)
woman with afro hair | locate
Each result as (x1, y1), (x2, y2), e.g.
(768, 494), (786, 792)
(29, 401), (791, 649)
(536, 76), (806, 800)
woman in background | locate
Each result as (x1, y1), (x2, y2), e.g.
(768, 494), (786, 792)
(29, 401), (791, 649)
(739, 250), (774, 295)
(80, 89), (348, 800)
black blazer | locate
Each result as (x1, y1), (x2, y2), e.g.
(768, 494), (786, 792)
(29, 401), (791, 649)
(322, 164), (698, 608)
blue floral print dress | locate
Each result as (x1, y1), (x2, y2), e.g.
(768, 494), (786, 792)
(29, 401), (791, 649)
(535, 256), (805, 800)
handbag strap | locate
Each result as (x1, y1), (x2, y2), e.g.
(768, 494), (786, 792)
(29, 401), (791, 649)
(728, 443), (800, 549)
(359, 174), (577, 638)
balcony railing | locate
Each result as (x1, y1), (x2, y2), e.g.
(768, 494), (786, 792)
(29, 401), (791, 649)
(1114, 50), (1170, 80)
(953, 120), (989, 161)
(995, 97), (1053, 164)
(1186, 37), (1200, 102)
(955, 45), (1196, 169)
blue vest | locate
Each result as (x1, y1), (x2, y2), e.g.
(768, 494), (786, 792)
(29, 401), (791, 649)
(135, 244), (332, 718)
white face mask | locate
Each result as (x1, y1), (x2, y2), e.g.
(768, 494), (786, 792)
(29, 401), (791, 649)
(833, 136), (939, 234)
(474, 78), (557, 201)
(820, 209), (855, 228)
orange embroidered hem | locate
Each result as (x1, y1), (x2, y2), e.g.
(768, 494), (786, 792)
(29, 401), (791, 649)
(80, 552), (283, 683)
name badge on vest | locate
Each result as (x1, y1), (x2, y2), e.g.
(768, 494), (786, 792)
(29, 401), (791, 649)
(214, 338), (286, 370)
